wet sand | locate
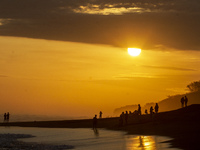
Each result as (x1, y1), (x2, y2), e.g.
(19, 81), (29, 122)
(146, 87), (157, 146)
(1, 104), (200, 150)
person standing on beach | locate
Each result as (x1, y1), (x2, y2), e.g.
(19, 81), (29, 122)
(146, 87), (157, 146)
(181, 97), (184, 108)
(150, 106), (154, 117)
(99, 111), (102, 119)
(138, 104), (141, 115)
(184, 96), (188, 107)
(119, 112), (124, 127)
(154, 103), (159, 113)
(93, 115), (98, 129)
(6, 112), (10, 122)
(4, 113), (7, 122)
(125, 111), (128, 125)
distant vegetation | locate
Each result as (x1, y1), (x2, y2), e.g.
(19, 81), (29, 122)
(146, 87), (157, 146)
(114, 80), (200, 115)
(187, 80), (200, 92)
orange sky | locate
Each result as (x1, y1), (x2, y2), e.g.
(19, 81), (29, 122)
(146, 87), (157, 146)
(1, 36), (200, 118)
(0, 0), (200, 118)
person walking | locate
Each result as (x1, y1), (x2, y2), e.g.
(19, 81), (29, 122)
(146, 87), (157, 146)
(138, 104), (141, 115)
(6, 112), (10, 122)
(150, 106), (154, 118)
(99, 111), (102, 119)
(181, 97), (184, 108)
(4, 113), (7, 122)
(93, 115), (98, 129)
(184, 96), (188, 107)
(154, 103), (159, 113)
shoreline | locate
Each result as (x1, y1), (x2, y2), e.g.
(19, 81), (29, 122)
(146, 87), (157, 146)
(1, 104), (200, 150)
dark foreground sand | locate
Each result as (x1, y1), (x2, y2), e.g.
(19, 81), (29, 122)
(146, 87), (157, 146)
(1, 104), (200, 150)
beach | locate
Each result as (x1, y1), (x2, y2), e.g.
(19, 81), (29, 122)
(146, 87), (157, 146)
(1, 104), (200, 150)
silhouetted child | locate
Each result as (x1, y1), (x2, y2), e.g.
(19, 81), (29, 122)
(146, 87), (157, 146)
(181, 97), (184, 108)
(145, 109), (148, 115)
(93, 115), (97, 129)
(138, 104), (141, 115)
(150, 106), (154, 117)
(154, 103), (159, 113)
(99, 111), (102, 118)
(184, 96), (188, 107)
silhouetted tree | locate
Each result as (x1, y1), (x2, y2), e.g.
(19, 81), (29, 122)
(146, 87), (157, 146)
(187, 80), (200, 92)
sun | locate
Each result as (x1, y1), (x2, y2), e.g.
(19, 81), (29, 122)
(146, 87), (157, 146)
(127, 48), (141, 56)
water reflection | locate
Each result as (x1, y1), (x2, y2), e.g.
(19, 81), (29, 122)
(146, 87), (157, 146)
(93, 128), (99, 137)
(126, 135), (173, 150)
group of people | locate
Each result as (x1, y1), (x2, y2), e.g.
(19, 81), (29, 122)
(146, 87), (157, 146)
(181, 96), (188, 108)
(145, 103), (159, 116)
(4, 112), (10, 122)
(119, 103), (159, 126)
(93, 95), (189, 129)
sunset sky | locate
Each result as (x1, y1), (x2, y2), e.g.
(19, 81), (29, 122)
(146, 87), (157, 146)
(0, 0), (200, 118)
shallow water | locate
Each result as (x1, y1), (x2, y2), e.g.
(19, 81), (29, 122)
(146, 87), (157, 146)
(0, 127), (182, 150)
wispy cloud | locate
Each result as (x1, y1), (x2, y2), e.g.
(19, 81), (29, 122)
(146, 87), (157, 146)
(113, 73), (165, 79)
(142, 65), (197, 71)
(0, 75), (8, 78)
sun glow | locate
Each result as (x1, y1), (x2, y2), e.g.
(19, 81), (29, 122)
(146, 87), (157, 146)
(128, 48), (141, 56)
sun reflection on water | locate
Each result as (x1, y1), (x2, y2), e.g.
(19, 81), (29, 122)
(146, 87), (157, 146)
(127, 136), (157, 150)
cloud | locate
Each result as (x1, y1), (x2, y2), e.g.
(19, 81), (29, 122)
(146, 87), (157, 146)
(0, 75), (8, 78)
(142, 65), (197, 71)
(113, 73), (165, 79)
(0, 0), (200, 50)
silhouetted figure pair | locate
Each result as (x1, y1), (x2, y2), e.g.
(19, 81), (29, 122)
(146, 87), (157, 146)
(4, 112), (10, 122)
(99, 111), (102, 119)
(93, 115), (98, 129)
(180, 96), (188, 108)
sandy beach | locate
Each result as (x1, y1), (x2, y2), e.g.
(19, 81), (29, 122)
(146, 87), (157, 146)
(1, 104), (200, 150)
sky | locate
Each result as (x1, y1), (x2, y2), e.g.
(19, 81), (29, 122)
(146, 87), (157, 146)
(0, 0), (200, 118)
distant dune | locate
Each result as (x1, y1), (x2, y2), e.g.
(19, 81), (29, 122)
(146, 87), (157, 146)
(114, 91), (200, 115)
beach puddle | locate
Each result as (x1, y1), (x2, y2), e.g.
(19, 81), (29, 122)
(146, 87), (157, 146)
(0, 127), (181, 150)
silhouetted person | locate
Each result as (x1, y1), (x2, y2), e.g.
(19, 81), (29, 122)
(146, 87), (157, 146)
(150, 106), (154, 117)
(93, 115), (97, 129)
(119, 112), (124, 127)
(99, 111), (102, 118)
(145, 109), (148, 115)
(6, 112), (10, 122)
(184, 96), (188, 107)
(181, 97), (184, 108)
(154, 103), (159, 113)
(4, 113), (7, 122)
(138, 104), (141, 115)
(125, 111), (128, 125)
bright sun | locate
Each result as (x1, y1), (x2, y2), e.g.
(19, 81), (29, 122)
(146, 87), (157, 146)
(127, 48), (141, 56)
